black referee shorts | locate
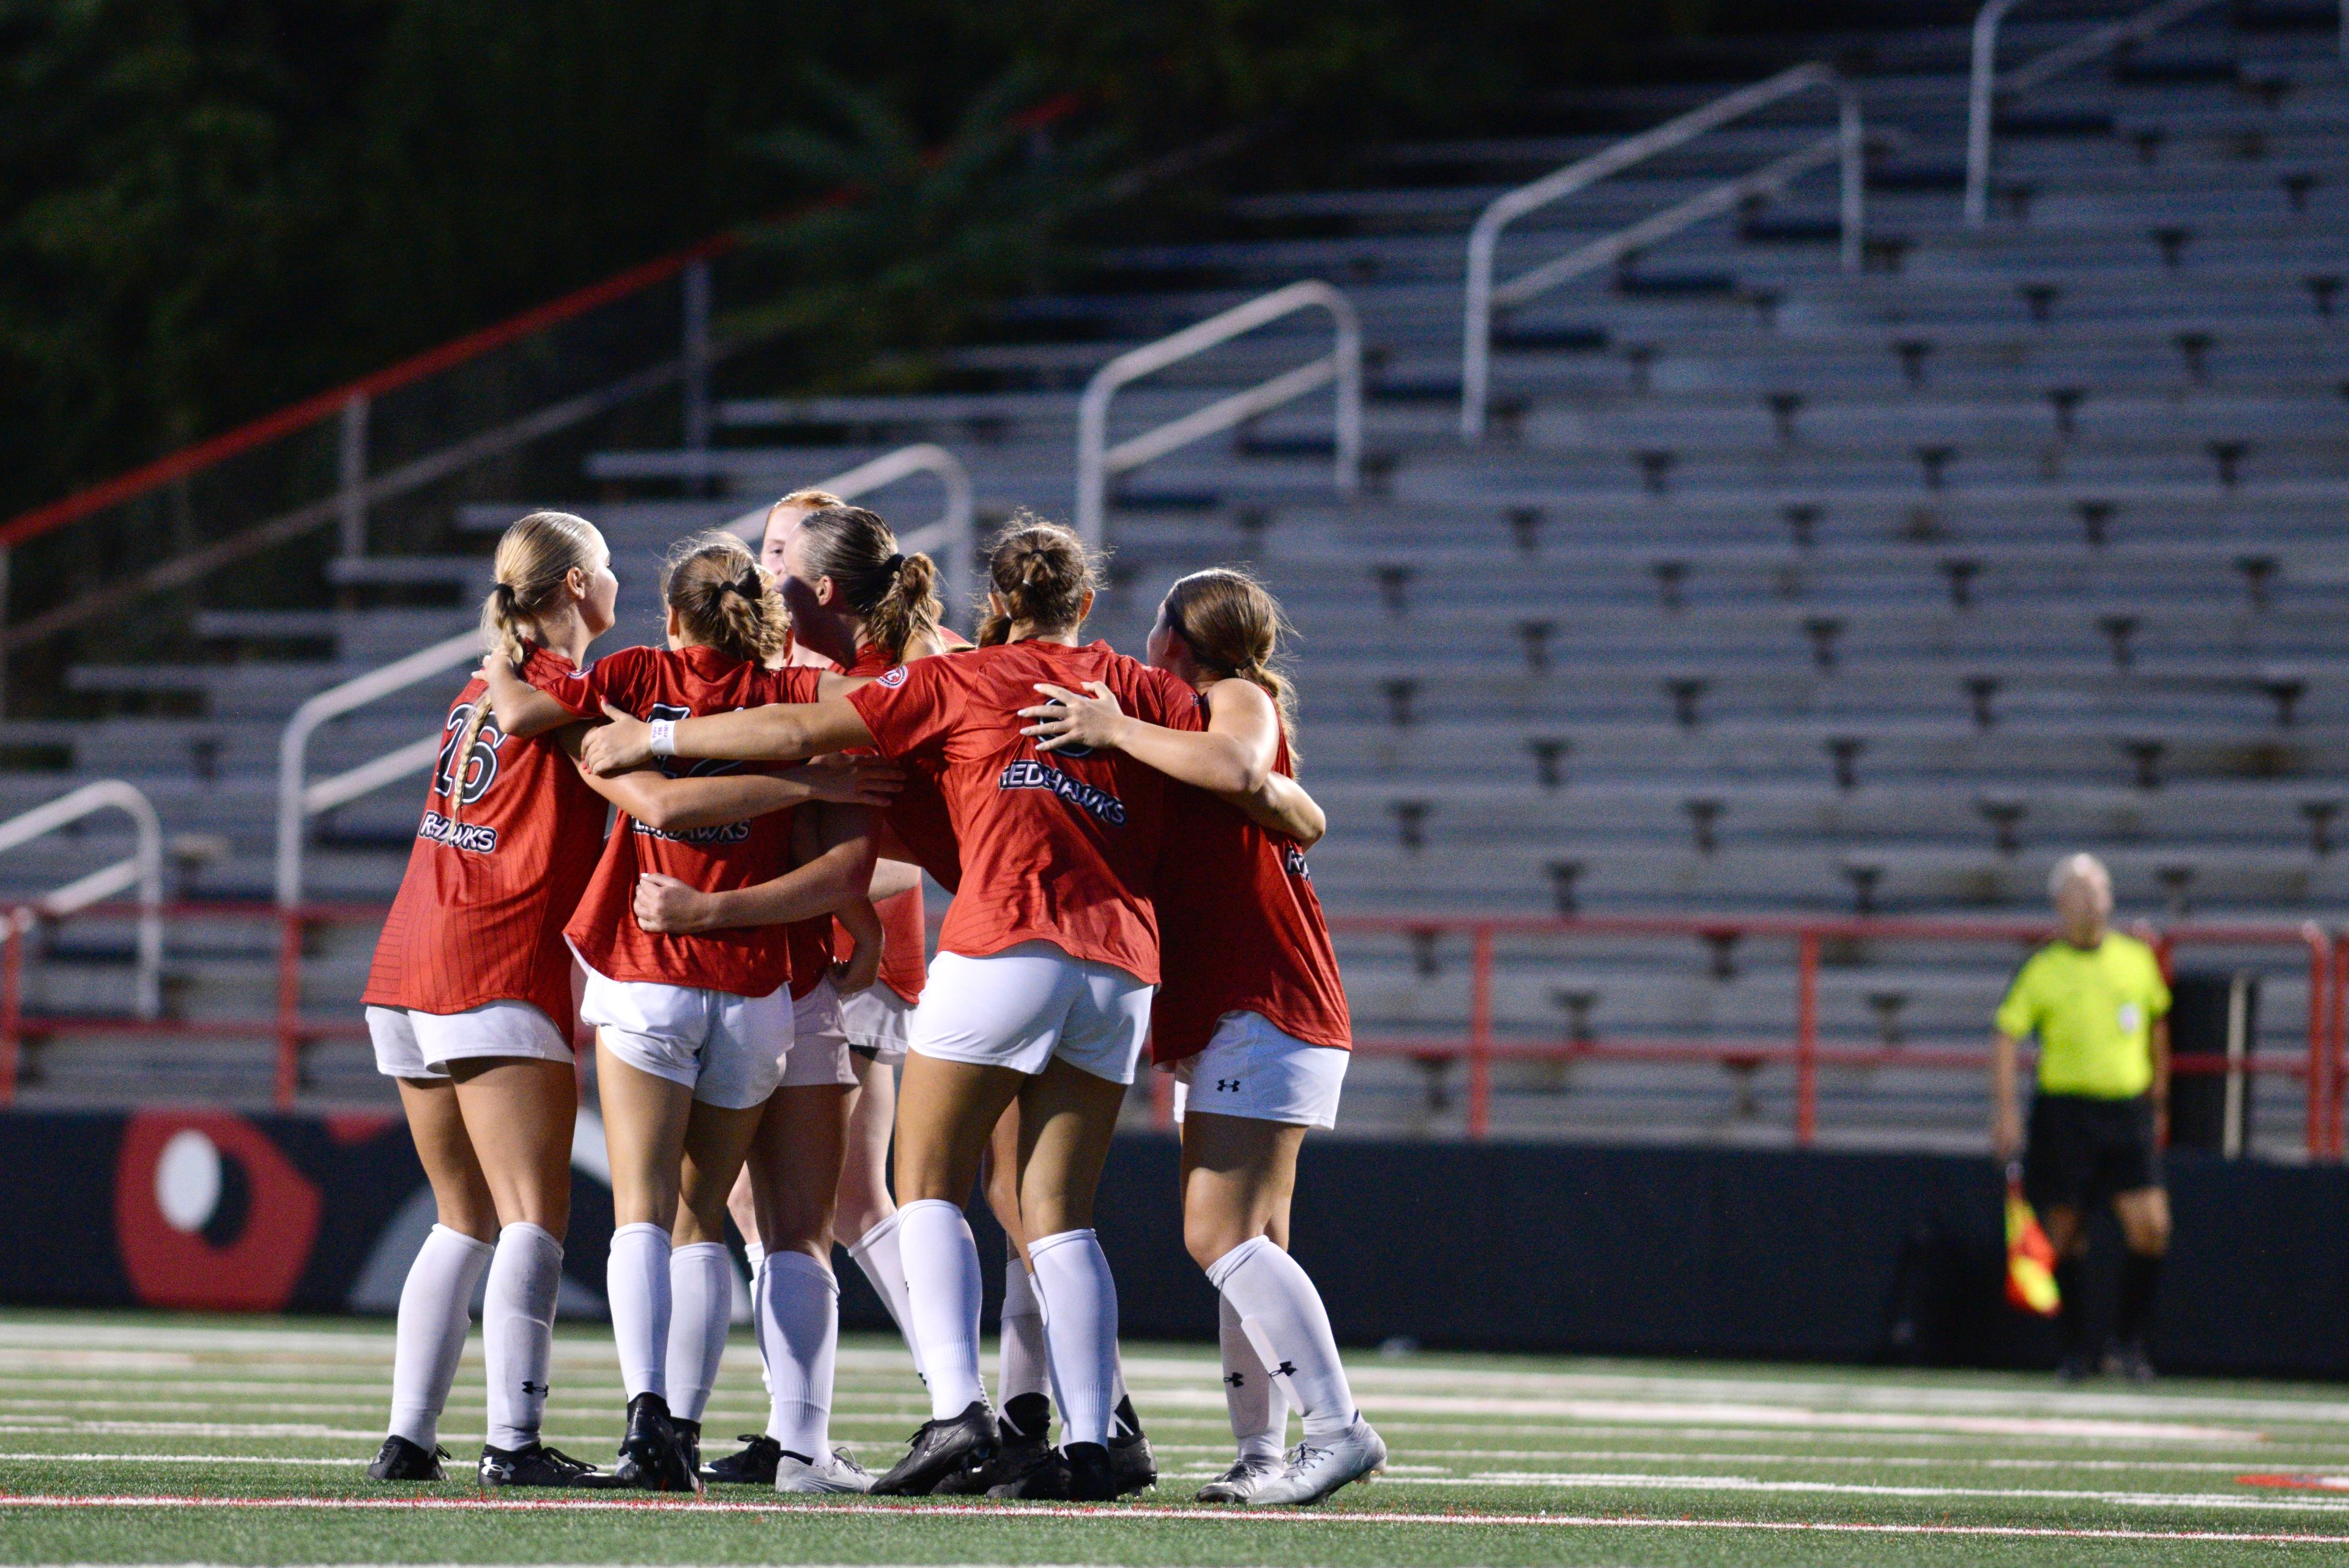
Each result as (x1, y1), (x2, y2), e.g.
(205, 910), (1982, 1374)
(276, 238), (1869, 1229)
(2024, 1092), (2162, 1214)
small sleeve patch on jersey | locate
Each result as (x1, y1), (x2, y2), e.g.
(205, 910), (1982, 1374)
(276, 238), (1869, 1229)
(878, 664), (910, 688)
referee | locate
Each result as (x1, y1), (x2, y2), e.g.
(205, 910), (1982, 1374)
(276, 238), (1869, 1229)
(1991, 852), (2172, 1382)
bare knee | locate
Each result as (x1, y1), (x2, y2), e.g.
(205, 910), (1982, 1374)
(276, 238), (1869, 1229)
(432, 1184), (500, 1244)
(1183, 1207), (1261, 1273)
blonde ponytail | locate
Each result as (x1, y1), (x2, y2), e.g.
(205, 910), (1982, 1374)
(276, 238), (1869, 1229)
(451, 511), (603, 822)
(792, 504), (942, 663)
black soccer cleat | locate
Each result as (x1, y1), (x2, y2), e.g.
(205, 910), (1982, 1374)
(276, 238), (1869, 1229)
(702, 1432), (783, 1486)
(367, 1435), (446, 1482)
(936, 1394), (1051, 1496)
(671, 1417), (702, 1480)
(1107, 1394), (1157, 1496)
(1062, 1440), (1121, 1503)
(979, 1441), (1069, 1499)
(868, 1399), (996, 1496)
(477, 1441), (605, 1488)
(612, 1392), (702, 1493)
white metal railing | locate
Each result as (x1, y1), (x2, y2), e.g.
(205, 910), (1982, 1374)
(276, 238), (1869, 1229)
(1965, 0), (2232, 227)
(1075, 280), (1362, 551)
(276, 634), (481, 908)
(0, 781), (164, 1017)
(1461, 62), (1863, 442)
(724, 443), (976, 620)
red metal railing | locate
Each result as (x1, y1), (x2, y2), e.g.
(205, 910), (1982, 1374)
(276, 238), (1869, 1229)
(1, 902), (2338, 1153)
(0, 901), (382, 1112)
(1316, 913), (2340, 1154)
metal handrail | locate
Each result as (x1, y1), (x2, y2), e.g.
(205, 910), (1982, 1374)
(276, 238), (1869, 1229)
(275, 634), (481, 908)
(725, 443), (976, 622)
(0, 781), (164, 1018)
(1075, 279), (1362, 551)
(1461, 63), (1863, 442)
(1964, 0), (2232, 227)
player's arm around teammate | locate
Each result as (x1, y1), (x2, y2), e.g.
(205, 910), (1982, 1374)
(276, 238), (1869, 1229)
(365, 513), (626, 1490)
(1025, 569), (1383, 1506)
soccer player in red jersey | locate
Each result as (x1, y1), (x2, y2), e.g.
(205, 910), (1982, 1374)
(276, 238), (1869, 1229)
(644, 496), (959, 1492)
(363, 513), (888, 1490)
(1019, 567), (1387, 1506)
(483, 532), (881, 1493)
(582, 518), (1223, 1499)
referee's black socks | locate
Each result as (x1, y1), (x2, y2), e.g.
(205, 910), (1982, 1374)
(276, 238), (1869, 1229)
(2115, 1252), (2163, 1348)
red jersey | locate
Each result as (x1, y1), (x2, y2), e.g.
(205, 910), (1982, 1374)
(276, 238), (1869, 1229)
(847, 640), (1202, 983)
(1151, 732), (1351, 1065)
(361, 646), (605, 1034)
(553, 645), (819, 997)
(834, 639), (935, 1003)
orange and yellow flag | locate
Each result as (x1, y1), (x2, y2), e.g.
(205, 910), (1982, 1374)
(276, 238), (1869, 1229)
(2004, 1169), (2061, 1318)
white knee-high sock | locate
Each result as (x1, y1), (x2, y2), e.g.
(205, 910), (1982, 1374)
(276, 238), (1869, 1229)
(997, 1255), (1049, 1405)
(607, 1222), (671, 1402)
(759, 1250), (839, 1458)
(740, 1244), (772, 1397)
(845, 1211), (926, 1383)
(1208, 1236), (1356, 1440)
(1027, 1227), (1119, 1449)
(483, 1221), (564, 1451)
(897, 1198), (985, 1418)
(664, 1241), (733, 1423)
(1219, 1291), (1286, 1463)
(388, 1224), (492, 1447)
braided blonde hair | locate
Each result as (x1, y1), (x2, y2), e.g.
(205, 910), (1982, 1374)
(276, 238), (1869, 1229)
(448, 511), (603, 823)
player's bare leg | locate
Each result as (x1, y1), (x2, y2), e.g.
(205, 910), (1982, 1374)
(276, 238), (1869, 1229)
(445, 1057), (596, 1487)
(869, 1054), (1023, 1495)
(373, 1078), (495, 1482)
(1185, 1111), (1381, 1506)
(741, 1083), (868, 1491)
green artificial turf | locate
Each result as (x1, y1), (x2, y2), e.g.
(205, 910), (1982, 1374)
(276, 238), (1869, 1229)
(2, 1309), (2347, 1564)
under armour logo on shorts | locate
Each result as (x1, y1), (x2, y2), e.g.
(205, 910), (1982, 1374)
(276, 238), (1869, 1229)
(1217, 1078), (1241, 1092)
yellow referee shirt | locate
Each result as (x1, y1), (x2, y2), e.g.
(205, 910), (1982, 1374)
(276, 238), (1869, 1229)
(1994, 933), (2170, 1099)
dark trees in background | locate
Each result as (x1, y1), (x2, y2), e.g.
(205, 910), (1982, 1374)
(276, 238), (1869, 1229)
(0, 0), (1666, 519)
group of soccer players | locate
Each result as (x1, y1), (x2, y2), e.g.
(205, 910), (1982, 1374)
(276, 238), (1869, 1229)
(358, 492), (1384, 1506)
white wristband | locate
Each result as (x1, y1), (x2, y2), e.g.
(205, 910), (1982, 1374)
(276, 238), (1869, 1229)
(648, 718), (677, 758)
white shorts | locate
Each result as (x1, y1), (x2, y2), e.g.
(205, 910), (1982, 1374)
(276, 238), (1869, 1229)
(579, 968), (792, 1110)
(838, 983), (916, 1064)
(911, 941), (1154, 1085)
(367, 1001), (571, 1082)
(781, 977), (859, 1088)
(1171, 1011), (1349, 1130)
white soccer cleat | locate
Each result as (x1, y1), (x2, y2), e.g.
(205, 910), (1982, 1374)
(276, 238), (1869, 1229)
(1194, 1452), (1286, 1503)
(1246, 1419), (1387, 1506)
(774, 1446), (875, 1494)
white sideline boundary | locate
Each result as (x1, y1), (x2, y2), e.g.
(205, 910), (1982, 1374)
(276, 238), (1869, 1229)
(4, 1495), (2349, 1546)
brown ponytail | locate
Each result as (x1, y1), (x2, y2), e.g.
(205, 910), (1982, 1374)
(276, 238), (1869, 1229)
(1162, 567), (1300, 756)
(664, 530), (789, 666)
(792, 504), (943, 663)
(452, 511), (604, 822)
(976, 512), (1097, 646)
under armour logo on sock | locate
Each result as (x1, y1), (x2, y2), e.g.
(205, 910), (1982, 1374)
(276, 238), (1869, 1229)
(1217, 1079), (1241, 1092)
(1273, 1361), (1298, 1379)
(1224, 1372), (1246, 1388)
(521, 1381), (548, 1397)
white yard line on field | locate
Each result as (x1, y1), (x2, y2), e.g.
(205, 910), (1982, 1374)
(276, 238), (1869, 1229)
(4, 1493), (2349, 1547)
(1377, 1470), (2349, 1511)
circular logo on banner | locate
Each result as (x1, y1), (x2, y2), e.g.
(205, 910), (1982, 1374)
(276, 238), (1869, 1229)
(114, 1111), (321, 1311)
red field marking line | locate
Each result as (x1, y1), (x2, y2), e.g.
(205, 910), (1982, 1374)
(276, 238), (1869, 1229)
(3, 1495), (2349, 1544)
(2242, 1474), (2349, 1492)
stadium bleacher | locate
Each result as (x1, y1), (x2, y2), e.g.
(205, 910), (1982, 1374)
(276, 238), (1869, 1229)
(1, 4), (2343, 1143)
